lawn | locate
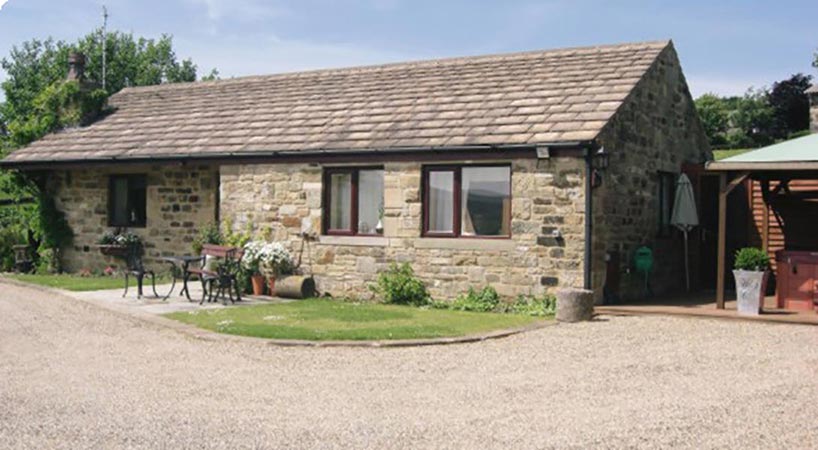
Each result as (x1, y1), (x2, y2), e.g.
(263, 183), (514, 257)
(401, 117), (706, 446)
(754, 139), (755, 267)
(165, 299), (545, 341)
(8, 273), (136, 291)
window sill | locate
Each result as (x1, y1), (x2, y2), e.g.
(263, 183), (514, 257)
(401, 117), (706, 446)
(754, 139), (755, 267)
(318, 235), (389, 247)
(414, 238), (516, 251)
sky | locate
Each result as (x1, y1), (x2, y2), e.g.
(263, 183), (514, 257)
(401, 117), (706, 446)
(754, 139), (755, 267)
(0, 0), (816, 99)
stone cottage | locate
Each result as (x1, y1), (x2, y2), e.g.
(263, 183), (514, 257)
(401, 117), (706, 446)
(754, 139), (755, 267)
(0, 40), (711, 302)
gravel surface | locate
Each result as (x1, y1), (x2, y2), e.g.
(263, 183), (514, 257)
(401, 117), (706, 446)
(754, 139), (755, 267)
(2, 280), (817, 449)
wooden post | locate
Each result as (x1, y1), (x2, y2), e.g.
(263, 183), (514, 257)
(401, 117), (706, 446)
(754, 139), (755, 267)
(717, 173), (727, 309)
(716, 171), (751, 309)
(761, 180), (770, 254)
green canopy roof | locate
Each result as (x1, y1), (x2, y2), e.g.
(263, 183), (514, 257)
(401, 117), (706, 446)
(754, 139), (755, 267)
(707, 133), (818, 171)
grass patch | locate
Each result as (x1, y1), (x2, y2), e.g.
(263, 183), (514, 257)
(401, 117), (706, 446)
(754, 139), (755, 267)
(713, 148), (753, 160)
(8, 273), (137, 291)
(165, 299), (545, 341)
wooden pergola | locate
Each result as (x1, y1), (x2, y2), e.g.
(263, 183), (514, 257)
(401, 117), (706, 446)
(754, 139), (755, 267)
(706, 133), (818, 308)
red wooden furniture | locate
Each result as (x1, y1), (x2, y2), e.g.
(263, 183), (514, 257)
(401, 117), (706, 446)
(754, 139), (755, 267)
(775, 250), (818, 312)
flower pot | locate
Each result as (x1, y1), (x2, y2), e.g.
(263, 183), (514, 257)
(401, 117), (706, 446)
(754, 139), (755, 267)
(733, 269), (769, 315)
(250, 274), (266, 296)
(267, 276), (276, 296)
(97, 244), (129, 258)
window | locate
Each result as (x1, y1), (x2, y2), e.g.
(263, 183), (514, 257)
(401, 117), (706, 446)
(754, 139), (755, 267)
(658, 171), (676, 236)
(323, 167), (384, 235)
(422, 165), (511, 238)
(108, 174), (147, 227)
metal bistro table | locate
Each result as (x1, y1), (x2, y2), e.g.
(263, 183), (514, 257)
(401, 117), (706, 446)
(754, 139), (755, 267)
(159, 255), (204, 301)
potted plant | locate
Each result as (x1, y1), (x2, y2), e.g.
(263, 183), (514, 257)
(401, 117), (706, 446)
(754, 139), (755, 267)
(242, 241), (267, 296)
(97, 231), (142, 258)
(733, 247), (770, 315)
(260, 242), (293, 296)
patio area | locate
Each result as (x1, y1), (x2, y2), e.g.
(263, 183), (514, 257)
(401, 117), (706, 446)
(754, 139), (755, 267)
(597, 292), (818, 326)
(59, 281), (283, 316)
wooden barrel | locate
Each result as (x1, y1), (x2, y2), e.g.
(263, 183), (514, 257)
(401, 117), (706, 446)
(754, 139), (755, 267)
(274, 275), (316, 299)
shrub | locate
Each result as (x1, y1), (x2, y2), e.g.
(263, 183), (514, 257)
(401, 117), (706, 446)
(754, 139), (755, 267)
(509, 293), (557, 316)
(0, 226), (26, 272)
(734, 247), (769, 271)
(370, 263), (430, 306)
(451, 286), (501, 312)
(192, 222), (223, 254)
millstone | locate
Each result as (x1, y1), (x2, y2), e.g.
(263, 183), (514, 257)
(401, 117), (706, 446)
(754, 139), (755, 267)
(556, 288), (594, 322)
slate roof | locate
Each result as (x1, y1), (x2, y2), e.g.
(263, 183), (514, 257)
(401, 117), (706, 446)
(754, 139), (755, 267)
(2, 40), (671, 165)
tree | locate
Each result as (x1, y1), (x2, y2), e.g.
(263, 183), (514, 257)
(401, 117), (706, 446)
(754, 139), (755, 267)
(1, 31), (205, 148)
(728, 88), (775, 148)
(767, 73), (813, 139)
(0, 29), (214, 270)
(695, 94), (730, 147)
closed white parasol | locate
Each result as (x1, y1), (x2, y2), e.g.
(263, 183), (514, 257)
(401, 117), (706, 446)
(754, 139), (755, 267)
(671, 173), (699, 291)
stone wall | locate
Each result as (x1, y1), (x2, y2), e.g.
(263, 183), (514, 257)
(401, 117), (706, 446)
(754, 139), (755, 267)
(593, 43), (711, 302)
(810, 90), (818, 133)
(219, 158), (586, 300)
(53, 164), (218, 271)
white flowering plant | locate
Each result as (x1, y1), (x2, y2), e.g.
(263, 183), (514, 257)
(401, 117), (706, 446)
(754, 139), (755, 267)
(260, 242), (293, 276)
(242, 241), (293, 276)
(241, 241), (266, 276)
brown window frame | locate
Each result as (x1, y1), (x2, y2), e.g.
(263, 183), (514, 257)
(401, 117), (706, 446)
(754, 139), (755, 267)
(421, 164), (512, 239)
(108, 174), (148, 228)
(322, 166), (384, 236)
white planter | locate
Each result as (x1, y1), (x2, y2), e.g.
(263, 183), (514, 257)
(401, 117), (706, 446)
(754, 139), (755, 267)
(732, 270), (768, 316)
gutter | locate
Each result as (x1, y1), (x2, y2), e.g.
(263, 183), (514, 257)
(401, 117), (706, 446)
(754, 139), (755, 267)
(0, 141), (594, 170)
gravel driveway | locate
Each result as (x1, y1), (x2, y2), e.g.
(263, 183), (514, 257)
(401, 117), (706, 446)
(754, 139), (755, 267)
(2, 280), (817, 449)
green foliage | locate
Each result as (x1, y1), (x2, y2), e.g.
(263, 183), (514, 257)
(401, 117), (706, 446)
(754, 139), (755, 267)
(734, 247), (770, 271)
(695, 94), (731, 148)
(370, 263), (430, 306)
(450, 286), (501, 312)
(7, 80), (108, 147)
(0, 29), (213, 271)
(729, 88), (775, 147)
(696, 72), (814, 151)
(34, 191), (72, 260)
(768, 73), (812, 140)
(222, 219), (252, 248)
(0, 226), (26, 271)
(192, 222), (222, 254)
(507, 293), (557, 316)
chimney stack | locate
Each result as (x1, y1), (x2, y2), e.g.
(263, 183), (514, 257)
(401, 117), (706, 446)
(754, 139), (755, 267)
(808, 85), (818, 134)
(67, 52), (85, 82)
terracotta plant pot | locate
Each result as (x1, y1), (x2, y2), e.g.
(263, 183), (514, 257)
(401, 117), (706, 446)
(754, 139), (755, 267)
(267, 276), (276, 296)
(250, 274), (266, 296)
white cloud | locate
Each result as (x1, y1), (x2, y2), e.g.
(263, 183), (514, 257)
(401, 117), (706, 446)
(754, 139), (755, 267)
(177, 33), (425, 80)
(186, 0), (285, 22)
(0, 0), (9, 12)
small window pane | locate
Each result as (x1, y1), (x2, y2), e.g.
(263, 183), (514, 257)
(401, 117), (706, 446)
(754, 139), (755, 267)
(461, 166), (511, 236)
(111, 178), (129, 226)
(358, 170), (384, 234)
(129, 177), (147, 226)
(329, 173), (352, 230)
(428, 171), (454, 233)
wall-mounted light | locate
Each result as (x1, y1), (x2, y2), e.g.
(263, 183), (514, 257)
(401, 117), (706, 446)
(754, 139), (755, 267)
(592, 147), (610, 171)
